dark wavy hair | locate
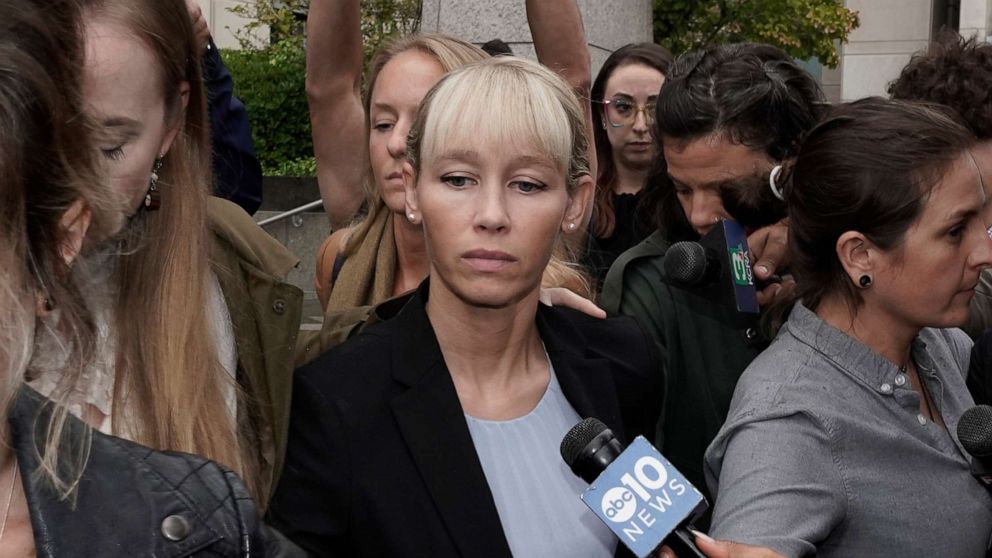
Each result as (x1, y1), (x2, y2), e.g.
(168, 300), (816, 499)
(590, 42), (673, 238)
(783, 98), (975, 313)
(643, 43), (825, 242)
(889, 32), (992, 139)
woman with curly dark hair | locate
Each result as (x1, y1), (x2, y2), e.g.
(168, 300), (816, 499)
(889, 32), (992, 140)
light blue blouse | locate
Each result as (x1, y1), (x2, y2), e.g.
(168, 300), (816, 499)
(466, 366), (617, 558)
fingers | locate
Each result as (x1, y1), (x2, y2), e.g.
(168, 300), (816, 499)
(657, 545), (676, 558)
(748, 223), (789, 280)
(756, 277), (796, 307)
(692, 531), (788, 558)
(540, 287), (607, 319)
(186, 0), (210, 53)
(186, 0), (201, 21)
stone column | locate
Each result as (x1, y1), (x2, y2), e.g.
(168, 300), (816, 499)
(959, 0), (991, 39)
(420, 0), (653, 77)
(838, 0), (934, 101)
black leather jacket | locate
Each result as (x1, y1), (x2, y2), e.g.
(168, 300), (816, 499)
(9, 387), (303, 557)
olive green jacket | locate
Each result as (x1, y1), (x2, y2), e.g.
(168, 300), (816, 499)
(208, 197), (303, 502)
(599, 230), (768, 518)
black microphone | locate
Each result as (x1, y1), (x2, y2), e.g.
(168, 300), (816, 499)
(957, 405), (992, 486)
(664, 242), (721, 287)
(561, 418), (707, 558)
(662, 220), (759, 314)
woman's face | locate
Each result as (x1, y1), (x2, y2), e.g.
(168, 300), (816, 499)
(973, 141), (992, 227)
(369, 50), (446, 215)
(0, 260), (29, 379)
(405, 140), (586, 308)
(663, 133), (772, 236)
(82, 17), (183, 214)
(602, 63), (664, 172)
(869, 153), (992, 329)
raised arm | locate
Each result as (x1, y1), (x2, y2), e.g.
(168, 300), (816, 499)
(306, 0), (367, 228)
(526, 0), (596, 231)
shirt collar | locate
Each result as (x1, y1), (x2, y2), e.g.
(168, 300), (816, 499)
(784, 301), (933, 394)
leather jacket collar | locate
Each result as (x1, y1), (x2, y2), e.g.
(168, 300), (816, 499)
(8, 387), (265, 557)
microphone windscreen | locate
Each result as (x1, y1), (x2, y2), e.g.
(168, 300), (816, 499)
(560, 417), (609, 467)
(664, 242), (709, 286)
(958, 405), (992, 458)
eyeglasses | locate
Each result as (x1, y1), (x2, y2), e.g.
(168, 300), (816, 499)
(600, 97), (656, 128)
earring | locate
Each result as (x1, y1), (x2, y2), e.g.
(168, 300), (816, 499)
(407, 212), (416, 222)
(144, 158), (163, 211)
(858, 274), (873, 288)
(567, 222), (576, 231)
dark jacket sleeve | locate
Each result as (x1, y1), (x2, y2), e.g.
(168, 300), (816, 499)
(204, 38), (263, 215)
(267, 366), (352, 557)
(968, 331), (992, 406)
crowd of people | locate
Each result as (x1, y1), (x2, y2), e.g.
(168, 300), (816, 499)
(4, 0), (992, 556)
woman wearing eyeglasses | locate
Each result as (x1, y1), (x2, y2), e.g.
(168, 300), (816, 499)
(585, 43), (672, 287)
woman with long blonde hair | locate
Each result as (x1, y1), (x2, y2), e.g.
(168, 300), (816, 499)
(29, 0), (303, 508)
(1, 1), (298, 554)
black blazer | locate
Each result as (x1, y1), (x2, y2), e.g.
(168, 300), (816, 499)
(268, 282), (662, 557)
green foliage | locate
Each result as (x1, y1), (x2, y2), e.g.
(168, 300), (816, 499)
(271, 155), (318, 177)
(653, 0), (859, 68)
(222, 39), (312, 176)
(228, 0), (309, 49)
(361, 0), (422, 68)
(223, 0), (421, 176)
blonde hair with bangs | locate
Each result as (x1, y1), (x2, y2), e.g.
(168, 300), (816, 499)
(408, 57), (594, 297)
(409, 57), (590, 191)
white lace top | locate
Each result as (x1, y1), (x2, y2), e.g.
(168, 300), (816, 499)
(29, 259), (238, 439)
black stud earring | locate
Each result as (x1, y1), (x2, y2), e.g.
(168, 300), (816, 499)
(858, 274), (873, 288)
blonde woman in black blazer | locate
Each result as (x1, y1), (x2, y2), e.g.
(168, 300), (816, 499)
(269, 58), (662, 557)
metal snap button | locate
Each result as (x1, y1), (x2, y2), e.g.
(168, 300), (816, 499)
(161, 514), (191, 542)
(917, 414), (927, 426)
(272, 299), (287, 315)
(879, 383), (892, 394)
(744, 327), (757, 340)
(894, 374), (907, 387)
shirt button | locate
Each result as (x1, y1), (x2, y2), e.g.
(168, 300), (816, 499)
(917, 414), (927, 426)
(272, 299), (287, 315)
(161, 514), (191, 541)
(880, 383), (893, 394)
(894, 374), (907, 387)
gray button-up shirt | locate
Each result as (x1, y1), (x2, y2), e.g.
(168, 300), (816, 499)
(705, 302), (992, 557)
